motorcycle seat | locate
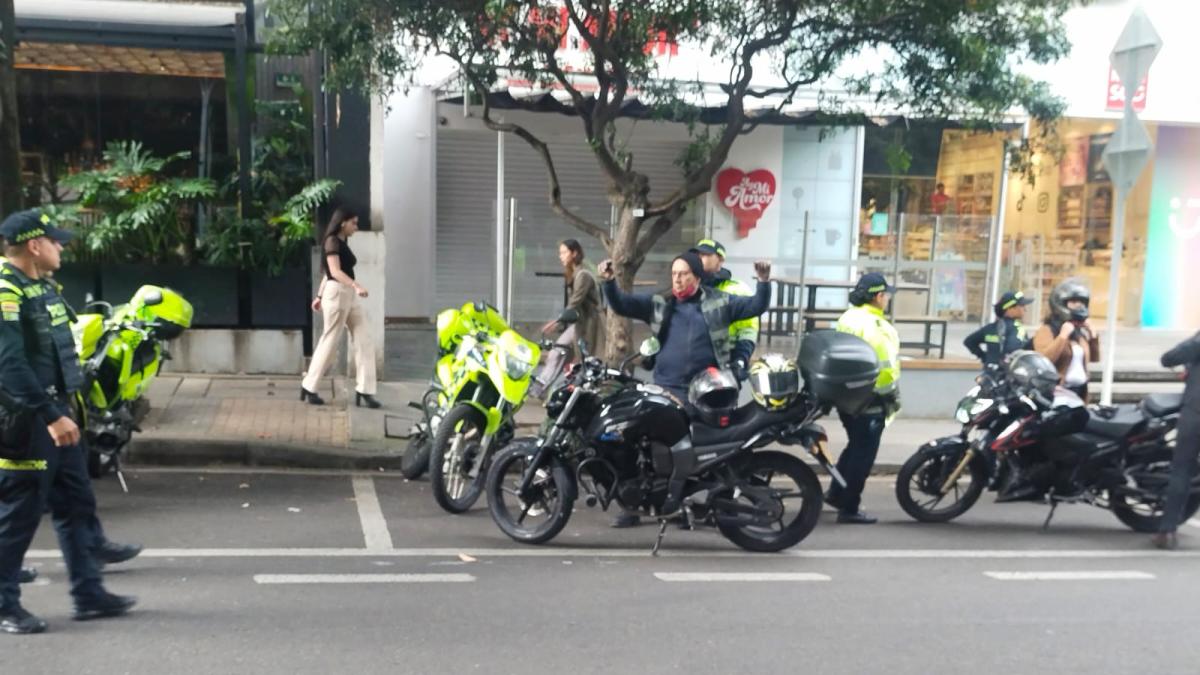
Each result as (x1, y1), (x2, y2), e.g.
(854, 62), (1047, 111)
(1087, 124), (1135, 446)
(1085, 405), (1144, 439)
(691, 403), (796, 448)
(1143, 392), (1183, 418)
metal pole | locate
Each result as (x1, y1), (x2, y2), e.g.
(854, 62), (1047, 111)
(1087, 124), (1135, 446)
(506, 197), (517, 324)
(495, 129), (506, 316)
(1100, 190), (1127, 406)
(928, 215), (940, 315)
(797, 210), (811, 308)
(891, 212), (904, 321)
(234, 13), (253, 219)
(984, 122), (1025, 324)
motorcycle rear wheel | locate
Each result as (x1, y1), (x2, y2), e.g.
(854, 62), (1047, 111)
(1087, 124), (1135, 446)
(399, 433), (432, 480)
(1110, 458), (1200, 533)
(486, 442), (574, 545)
(716, 451), (822, 553)
(895, 444), (986, 523)
(429, 404), (488, 513)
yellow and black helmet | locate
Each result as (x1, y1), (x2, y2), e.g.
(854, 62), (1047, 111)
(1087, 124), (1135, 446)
(749, 353), (800, 411)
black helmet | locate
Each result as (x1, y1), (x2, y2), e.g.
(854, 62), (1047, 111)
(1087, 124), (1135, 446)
(688, 367), (740, 428)
(1007, 350), (1058, 399)
(1049, 279), (1090, 323)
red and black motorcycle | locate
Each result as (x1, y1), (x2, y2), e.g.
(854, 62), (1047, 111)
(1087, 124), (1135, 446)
(895, 351), (1198, 532)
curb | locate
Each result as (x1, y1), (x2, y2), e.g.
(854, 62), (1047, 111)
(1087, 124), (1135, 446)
(127, 438), (407, 472)
(125, 435), (905, 475)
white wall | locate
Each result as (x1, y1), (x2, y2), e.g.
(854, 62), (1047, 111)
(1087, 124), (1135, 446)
(383, 87), (437, 319)
(710, 126), (862, 309)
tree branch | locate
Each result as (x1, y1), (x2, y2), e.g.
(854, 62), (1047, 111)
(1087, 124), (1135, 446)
(452, 56), (612, 247)
(634, 200), (687, 262)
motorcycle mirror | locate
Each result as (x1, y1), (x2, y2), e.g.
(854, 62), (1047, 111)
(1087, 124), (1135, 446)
(141, 289), (164, 306)
(558, 308), (580, 325)
(639, 337), (661, 357)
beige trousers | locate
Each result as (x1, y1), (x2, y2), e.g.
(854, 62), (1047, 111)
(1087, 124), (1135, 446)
(302, 281), (376, 395)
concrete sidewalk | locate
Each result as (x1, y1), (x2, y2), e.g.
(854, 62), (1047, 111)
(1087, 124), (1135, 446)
(128, 373), (968, 473)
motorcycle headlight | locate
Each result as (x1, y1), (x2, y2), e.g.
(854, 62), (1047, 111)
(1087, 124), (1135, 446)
(503, 343), (535, 380)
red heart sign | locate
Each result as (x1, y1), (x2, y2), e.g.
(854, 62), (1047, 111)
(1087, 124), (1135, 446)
(716, 168), (776, 238)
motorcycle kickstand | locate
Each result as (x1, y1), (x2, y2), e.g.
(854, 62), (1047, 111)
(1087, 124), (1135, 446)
(651, 518), (669, 557)
(1041, 490), (1057, 531)
(112, 453), (129, 494)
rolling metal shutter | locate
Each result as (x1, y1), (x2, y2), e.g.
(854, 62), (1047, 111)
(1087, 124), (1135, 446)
(435, 129), (700, 321)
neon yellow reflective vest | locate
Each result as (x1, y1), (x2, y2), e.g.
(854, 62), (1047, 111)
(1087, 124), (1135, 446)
(715, 276), (759, 346)
(835, 303), (900, 395)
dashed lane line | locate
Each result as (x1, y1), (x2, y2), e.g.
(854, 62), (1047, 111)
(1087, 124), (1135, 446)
(983, 570), (1155, 581)
(654, 572), (831, 582)
(351, 476), (394, 551)
(253, 573), (474, 584)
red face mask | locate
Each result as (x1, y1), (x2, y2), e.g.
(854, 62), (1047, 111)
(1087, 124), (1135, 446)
(673, 283), (698, 301)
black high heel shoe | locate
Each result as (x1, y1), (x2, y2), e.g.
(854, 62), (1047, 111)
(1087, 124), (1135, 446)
(300, 388), (325, 405)
(355, 392), (382, 409)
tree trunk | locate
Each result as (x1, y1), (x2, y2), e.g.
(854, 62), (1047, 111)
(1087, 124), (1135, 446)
(603, 203), (643, 363)
(0, 0), (23, 217)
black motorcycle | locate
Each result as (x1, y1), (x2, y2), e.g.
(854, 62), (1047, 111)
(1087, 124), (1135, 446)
(484, 330), (880, 554)
(896, 353), (1198, 531)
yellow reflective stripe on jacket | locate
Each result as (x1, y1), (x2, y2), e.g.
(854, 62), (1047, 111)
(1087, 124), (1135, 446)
(0, 458), (47, 471)
(716, 277), (760, 342)
(835, 304), (901, 393)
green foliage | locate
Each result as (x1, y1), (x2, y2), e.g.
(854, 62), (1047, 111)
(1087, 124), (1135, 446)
(204, 178), (340, 276)
(267, 0), (1073, 261)
(61, 141), (217, 265)
(202, 93), (339, 275)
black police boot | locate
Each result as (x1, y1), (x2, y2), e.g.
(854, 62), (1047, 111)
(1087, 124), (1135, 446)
(72, 592), (137, 622)
(0, 605), (48, 635)
(93, 541), (143, 566)
(17, 567), (38, 584)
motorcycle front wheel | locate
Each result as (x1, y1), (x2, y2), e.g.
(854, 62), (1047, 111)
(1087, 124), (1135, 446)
(715, 451), (822, 553)
(895, 443), (986, 523)
(485, 442), (575, 545)
(429, 404), (488, 513)
(399, 433), (432, 480)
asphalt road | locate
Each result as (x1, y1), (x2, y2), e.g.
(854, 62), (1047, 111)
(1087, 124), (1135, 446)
(5, 467), (1200, 675)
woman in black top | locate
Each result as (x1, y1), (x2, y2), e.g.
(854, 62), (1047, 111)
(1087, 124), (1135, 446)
(300, 207), (381, 408)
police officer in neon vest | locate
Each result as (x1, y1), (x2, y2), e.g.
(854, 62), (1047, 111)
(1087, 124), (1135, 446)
(825, 273), (901, 525)
(0, 210), (136, 635)
(692, 239), (759, 382)
(963, 291), (1033, 368)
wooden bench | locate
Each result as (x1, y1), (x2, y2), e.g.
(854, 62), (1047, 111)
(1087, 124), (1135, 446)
(799, 312), (948, 359)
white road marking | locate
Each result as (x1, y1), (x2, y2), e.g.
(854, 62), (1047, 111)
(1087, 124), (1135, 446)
(1186, 518), (1200, 529)
(983, 571), (1155, 581)
(24, 547), (1200, 560)
(253, 573), (474, 584)
(655, 572), (831, 582)
(351, 476), (394, 551)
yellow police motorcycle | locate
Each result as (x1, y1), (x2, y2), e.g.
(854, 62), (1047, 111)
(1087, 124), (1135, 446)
(424, 302), (568, 514)
(72, 285), (193, 488)
(399, 304), (506, 481)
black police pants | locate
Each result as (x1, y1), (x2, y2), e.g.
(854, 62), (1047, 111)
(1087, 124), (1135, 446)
(0, 425), (104, 610)
(827, 410), (886, 515)
(1160, 413), (1200, 534)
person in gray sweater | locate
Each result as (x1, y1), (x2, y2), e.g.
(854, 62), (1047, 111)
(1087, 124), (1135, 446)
(1153, 330), (1200, 550)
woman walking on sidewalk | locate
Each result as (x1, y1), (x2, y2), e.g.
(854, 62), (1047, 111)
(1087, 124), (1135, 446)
(300, 206), (381, 409)
(531, 240), (602, 398)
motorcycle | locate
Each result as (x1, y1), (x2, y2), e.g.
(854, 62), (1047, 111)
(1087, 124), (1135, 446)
(72, 285), (193, 489)
(425, 301), (571, 514)
(484, 329), (880, 554)
(895, 353), (1197, 532)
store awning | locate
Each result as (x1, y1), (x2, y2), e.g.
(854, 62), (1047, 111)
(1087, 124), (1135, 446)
(15, 41), (226, 78)
(14, 0), (240, 51)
